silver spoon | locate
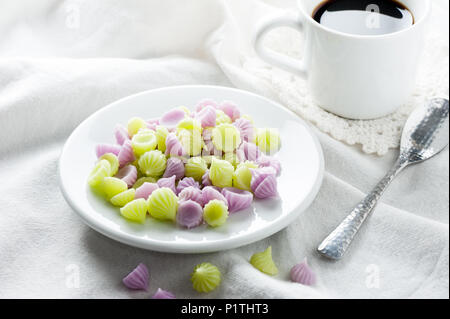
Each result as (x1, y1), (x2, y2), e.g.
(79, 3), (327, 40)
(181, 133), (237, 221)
(318, 98), (449, 260)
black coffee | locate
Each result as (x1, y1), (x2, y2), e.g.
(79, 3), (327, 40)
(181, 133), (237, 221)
(313, 0), (414, 36)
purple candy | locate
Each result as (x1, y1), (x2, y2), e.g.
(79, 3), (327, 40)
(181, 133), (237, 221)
(163, 157), (185, 180)
(219, 101), (240, 121)
(233, 118), (255, 143)
(178, 186), (203, 206)
(176, 200), (203, 229)
(160, 108), (185, 127)
(114, 125), (130, 146)
(257, 154), (281, 176)
(135, 182), (159, 200)
(115, 165), (137, 187)
(236, 141), (261, 162)
(251, 168), (278, 199)
(96, 143), (121, 158)
(176, 177), (200, 194)
(201, 170), (212, 187)
(152, 288), (176, 299)
(122, 263), (149, 291)
(222, 187), (253, 213)
(290, 258), (316, 286)
(157, 175), (177, 194)
(250, 167), (276, 191)
(165, 133), (185, 157)
(195, 105), (216, 128)
(195, 98), (219, 112)
(118, 140), (135, 167)
(202, 186), (228, 206)
(202, 128), (213, 142)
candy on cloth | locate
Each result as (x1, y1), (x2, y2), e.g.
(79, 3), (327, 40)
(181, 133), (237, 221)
(202, 186), (227, 206)
(160, 108), (186, 128)
(165, 132), (185, 157)
(178, 129), (202, 156)
(257, 154), (281, 176)
(155, 125), (169, 153)
(196, 105), (216, 128)
(114, 124), (130, 146)
(110, 188), (136, 207)
(185, 157), (207, 182)
(96, 143), (121, 158)
(115, 165), (137, 188)
(195, 98), (219, 112)
(223, 152), (239, 167)
(138, 150), (166, 178)
(120, 198), (148, 223)
(190, 262), (221, 293)
(236, 141), (261, 162)
(221, 188), (253, 213)
(290, 258), (316, 286)
(147, 187), (178, 221)
(152, 288), (176, 299)
(219, 101), (240, 121)
(178, 186), (203, 206)
(99, 153), (119, 176)
(211, 123), (241, 153)
(209, 158), (234, 188)
(135, 182), (159, 200)
(250, 246), (278, 276)
(250, 167), (278, 199)
(202, 170), (212, 187)
(127, 117), (147, 136)
(256, 128), (281, 154)
(133, 176), (157, 189)
(233, 118), (256, 143)
(131, 129), (157, 156)
(102, 177), (128, 199)
(215, 110), (232, 125)
(176, 177), (200, 194)
(88, 159), (111, 188)
(203, 199), (228, 227)
(122, 263), (149, 291)
(163, 157), (185, 180)
(232, 161), (258, 191)
(176, 200), (203, 229)
(118, 140), (136, 167)
(157, 175), (177, 194)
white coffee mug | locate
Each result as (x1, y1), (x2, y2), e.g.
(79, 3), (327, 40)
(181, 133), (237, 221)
(253, 0), (431, 120)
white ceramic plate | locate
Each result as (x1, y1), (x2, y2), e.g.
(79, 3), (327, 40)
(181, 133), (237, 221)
(59, 85), (324, 253)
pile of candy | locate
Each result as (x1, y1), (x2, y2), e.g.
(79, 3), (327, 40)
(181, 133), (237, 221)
(88, 99), (281, 228)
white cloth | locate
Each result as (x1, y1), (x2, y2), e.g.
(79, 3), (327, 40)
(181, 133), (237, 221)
(0, 0), (448, 299)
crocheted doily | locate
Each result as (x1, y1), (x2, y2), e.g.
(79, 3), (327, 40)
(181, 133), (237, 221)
(243, 10), (448, 156)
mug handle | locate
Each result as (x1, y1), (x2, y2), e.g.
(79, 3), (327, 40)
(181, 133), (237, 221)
(253, 12), (307, 79)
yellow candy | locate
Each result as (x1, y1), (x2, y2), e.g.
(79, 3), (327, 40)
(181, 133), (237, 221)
(110, 188), (136, 207)
(127, 117), (147, 136)
(209, 158), (234, 188)
(132, 176), (157, 189)
(88, 160), (111, 188)
(232, 161), (258, 191)
(250, 246), (278, 276)
(155, 125), (169, 152)
(191, 263), (221, 293)
(256, 128), (281, 154)
(178, 105), (191, 115)
(185, 157), (207, 182)
(176, 118), (202, 134)
(120, 198), (148, 223)
(223, 152), (239, 167)
(203, 200), (228, 227)
(178, 129), (202, 156)
(102, 177), (128, 199)
(98, 153), (119, 176)
(202, 155), (221, 166)
(215, 110), (232, 125)
(147, 187), (178, 221)
(131, 129), (157, 156)
(138, 150), (166, 178)
(211, 124), (241, 153)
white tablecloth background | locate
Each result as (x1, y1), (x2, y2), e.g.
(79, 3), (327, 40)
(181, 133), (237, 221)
(0, 0), (448, 299)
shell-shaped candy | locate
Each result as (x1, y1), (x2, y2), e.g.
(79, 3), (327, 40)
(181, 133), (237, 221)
(147, 187), (178, 221)
(135, 182), (159, 200)
(114, 124), (130, 146)
(152, 288), (176, 299)
(221, 188), (253, 213)
(251, 168), (278, 199)
(165, 133), (185, 157)
(120, 198), (148, 223)
(138, 150), (166, 178)
(127, 117), (147, 136)
(131, 129), (157, 156)
(203, 199), (228, 227)
(163, 157), (185, 180)
(123, 263), (149, 291)
(250, 167), (276, 191)
(115, 165), (137, 188)
(178, 129), (203, 156)
(219, 100), (240, 121)
(202, 186), (227, 206)
(215, 110), (232, 125)
(223, 152), (239, 167)
(111, 188), (136, 207)
(232, 161), (258, 191)
(96, 143), (121, 158)
(155, 125), (169, 152)
(185, 157), (207, 182)
(196, 105), (216, 128)
(211, 124), (241, 153)
(191, 262), (221, 293)
(233, 118), (255, 143)
(176, 200), (203, 229)
(157, 175), (177, 194)
(236, 141), (261, 162)
(202, 170), (212, 187)
(133, 176), (157, 189)
(176, 118), (202, 134)
(178, 186), (203, 206)
(118, 140), (136, 167)
(98, 153), (119, 176)
(102, 177), (128, 199)
(202, 127), (213, 142)
(88, 159), (111, 188)
(195, 98), (219, 112)
(257, 154), (281, 176)
(176, 177), (200, 194)
(250, 246), (278, 276)
(256, 128), (281, 154)
(290, 258), (316, 286)
(160, 108), (186, 128)
(209, 158), (234, 188)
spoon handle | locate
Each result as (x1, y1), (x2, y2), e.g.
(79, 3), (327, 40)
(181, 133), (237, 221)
(317, 156), (409, 260)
